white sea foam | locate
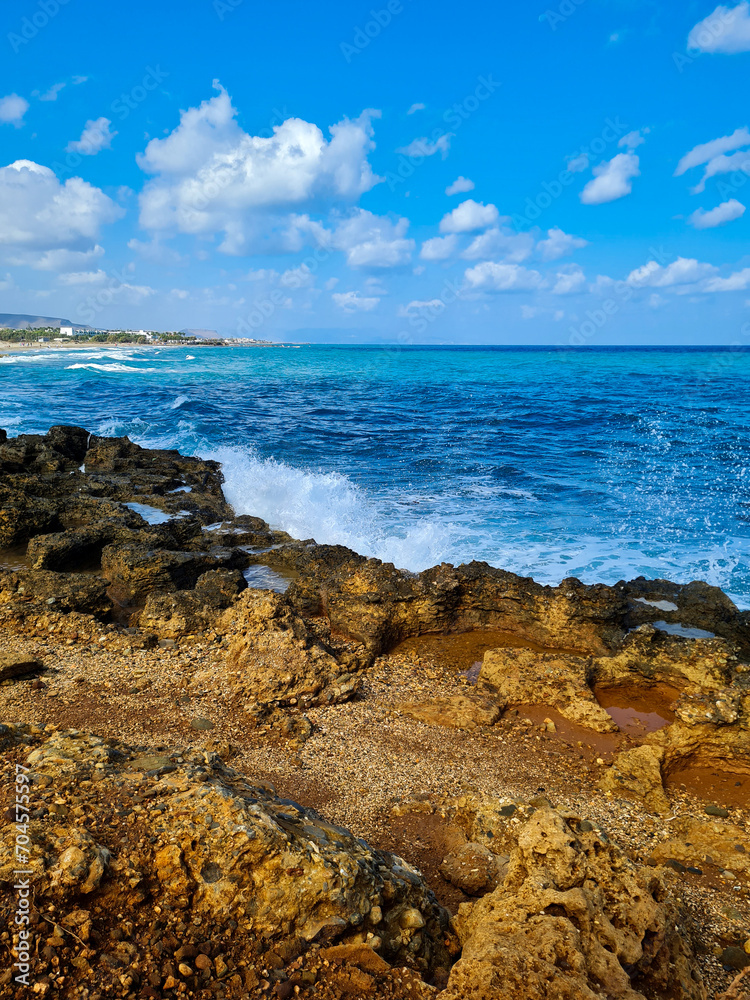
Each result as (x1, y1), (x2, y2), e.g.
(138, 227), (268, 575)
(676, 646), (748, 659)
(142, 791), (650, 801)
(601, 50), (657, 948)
(66, 363), (157, 373)
(170, 395), (191, 410)
(202, 443), (750, 607)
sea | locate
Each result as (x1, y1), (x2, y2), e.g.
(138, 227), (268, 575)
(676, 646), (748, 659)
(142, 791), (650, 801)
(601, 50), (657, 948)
(2, 344), (749, 608)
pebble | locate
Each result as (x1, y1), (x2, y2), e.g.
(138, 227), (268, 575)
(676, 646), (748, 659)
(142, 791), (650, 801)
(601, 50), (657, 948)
(705, 805), (729, 818)
(720, 946), (750, 971)
(190, 717), (215, 731)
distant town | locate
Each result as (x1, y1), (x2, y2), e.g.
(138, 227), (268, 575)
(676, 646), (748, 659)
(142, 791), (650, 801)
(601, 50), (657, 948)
(0, 318), (274, 347)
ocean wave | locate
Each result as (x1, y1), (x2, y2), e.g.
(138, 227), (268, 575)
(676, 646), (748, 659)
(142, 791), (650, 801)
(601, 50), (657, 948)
(170, 395), (191, 410)
(65, 363), (157, 373)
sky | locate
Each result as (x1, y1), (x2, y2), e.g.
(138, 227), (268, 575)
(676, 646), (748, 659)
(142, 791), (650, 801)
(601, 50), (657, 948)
(0, 0), (749, 344)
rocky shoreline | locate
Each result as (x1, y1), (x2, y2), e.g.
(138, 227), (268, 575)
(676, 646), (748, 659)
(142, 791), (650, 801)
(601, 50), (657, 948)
(0, 426), (749, 999)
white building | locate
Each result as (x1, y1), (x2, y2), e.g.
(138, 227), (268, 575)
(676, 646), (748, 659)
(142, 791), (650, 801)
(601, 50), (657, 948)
(60, 325), (74, 337)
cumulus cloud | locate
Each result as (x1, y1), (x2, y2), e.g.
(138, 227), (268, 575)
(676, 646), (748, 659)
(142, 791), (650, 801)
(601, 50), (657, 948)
(420, 234), (458, 260)
(537, 227), (588, 260)
(57, 270), (109, 286)
(580, 152), (640, 204)
(445, 176), (475, 196)
(440, 199), (499, 233)
(66, 117), (117, 155)
(688, 198), (746, 228)
(330, 209), (414, 268)
(464, 261), (544, 292)
(137, 82), (383, 255)
(0, 94), (29, 127)
(397, 134), (452, 159)
(0, 161), (122, 265)
(462, 228), (534, 263)
(332, 290), (380, 312)
(626, 257), (718, 288)
(687, 2), (750, 53)
(703, 267), (750, 291)
(690, 149), (750, 193)
(551, 265), (587, 295)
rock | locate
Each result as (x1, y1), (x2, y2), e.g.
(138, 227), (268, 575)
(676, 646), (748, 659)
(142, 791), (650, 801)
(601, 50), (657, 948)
(207, 590), (364, 712)
(318, 943), (390, 974)
(439, 842), (507, 896)
(190, 717), (215, 731)
(0, 728), (450, 973)
(441, 806), (705, 1000)
(705, 804), (730, 818)
(720, 946), (750, 971)
(597, 745), (670, 814)
(649, 817), (750, 874)
(478, 647), (617, 732)
(140, 569), (246, 638)
(399, 694), (500, 730)
(0, 652), (44, 681)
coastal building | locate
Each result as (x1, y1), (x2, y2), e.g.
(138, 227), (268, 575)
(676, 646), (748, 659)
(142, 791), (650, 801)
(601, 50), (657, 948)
(60, 325), (74, 337)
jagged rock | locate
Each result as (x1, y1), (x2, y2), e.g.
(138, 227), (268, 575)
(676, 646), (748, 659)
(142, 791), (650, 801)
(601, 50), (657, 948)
(441, 807), (705, 1000)
(0, 728), (451, 974)
(597, 745), (670, 814)
(194, 589), (364, 712)
(399, 694), (500, 730)
(139, 569), (246, 637)
(101, 544), (245, 602)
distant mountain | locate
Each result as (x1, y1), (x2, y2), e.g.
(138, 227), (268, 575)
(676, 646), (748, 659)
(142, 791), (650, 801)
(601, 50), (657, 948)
(0, 313), (88, 330)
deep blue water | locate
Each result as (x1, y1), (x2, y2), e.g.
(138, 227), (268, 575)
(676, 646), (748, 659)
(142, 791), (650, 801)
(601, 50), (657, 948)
(2, 344), (749, 606)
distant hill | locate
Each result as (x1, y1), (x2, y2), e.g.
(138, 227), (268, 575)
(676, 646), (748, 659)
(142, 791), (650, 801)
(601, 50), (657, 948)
(0, 313), (89, 330)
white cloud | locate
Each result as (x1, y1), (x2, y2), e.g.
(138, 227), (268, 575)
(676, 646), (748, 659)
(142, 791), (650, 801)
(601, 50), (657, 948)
(57, 270), (108, 286)
(687, 2), (750, 53)
(0, 161), (122, 265)
(397, 134), (452, 159)
(619, 129), (648, 149)
(9, 245), (106, 272)
(537, 227), (588, 260)
(37, 82), (66, 102)
(551, 265), (586, 295)
(137, 82), (383, 254)
(464, 261), (544, 292)
(397, 298), (445, 317)
(280, 264), (315, 288)
(420, 234), (458, 260)
(440, 199), (499, 233)
(626, 257), (718, 288)
(332, 290), (380, 312)
(462, 228), (534, 263)
(445, 176), (475, 196)
(0, 94), (29, 127)
(689, 149), (750, 193)
(580, 152), (640, 204)
(66, 117), (117, 155)
(688, 198), (746, 228)
(127, 237), (185, 265)
(330, 209), (414, 268)
(407, 103), (426, 115)
(675, 127), (750, 175)
(703, 267), (750, 291)
(170, 288), (189, 299)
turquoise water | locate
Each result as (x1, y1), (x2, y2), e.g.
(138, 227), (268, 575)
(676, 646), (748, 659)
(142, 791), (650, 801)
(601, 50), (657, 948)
(2, 344), (749, 606)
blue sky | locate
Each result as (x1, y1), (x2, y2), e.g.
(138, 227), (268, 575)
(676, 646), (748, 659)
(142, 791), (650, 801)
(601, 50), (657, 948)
(1, 0), (749, 343)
